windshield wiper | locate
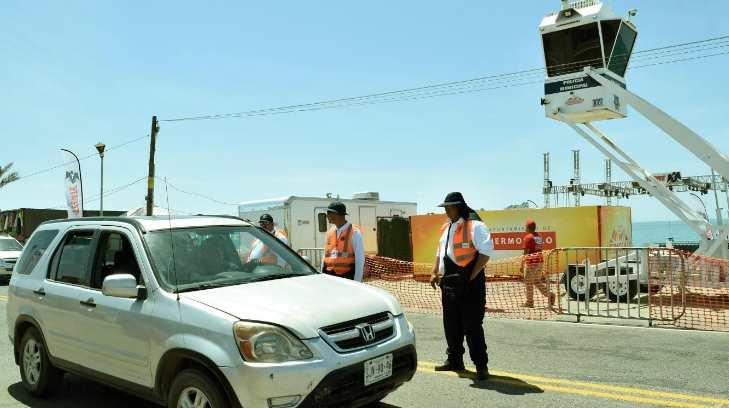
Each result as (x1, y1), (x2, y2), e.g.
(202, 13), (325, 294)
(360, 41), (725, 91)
(175, 282), (233, 293)
(244, 273), (309, 283)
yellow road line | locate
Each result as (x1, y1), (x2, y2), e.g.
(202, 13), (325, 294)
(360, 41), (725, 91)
(418, 361), (729, 407)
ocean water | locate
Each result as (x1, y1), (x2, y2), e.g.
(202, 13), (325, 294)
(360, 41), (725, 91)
(632, 220), (702, 245)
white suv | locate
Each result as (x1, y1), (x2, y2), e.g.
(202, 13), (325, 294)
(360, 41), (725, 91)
(6, 216), (416, 408)
(0, 234), (23, 283)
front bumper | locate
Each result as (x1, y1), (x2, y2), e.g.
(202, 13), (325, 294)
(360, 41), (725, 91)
(298, 345), (416, 408)
(220, 314), (416, 408)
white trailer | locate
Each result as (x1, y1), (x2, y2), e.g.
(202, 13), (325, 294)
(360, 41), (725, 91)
(238, 192), (417, 254)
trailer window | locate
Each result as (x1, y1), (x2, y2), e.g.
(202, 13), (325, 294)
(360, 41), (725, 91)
(317, 213), (328, 233)
(542, 22), (604, 77)
(607, 23), (637, 77)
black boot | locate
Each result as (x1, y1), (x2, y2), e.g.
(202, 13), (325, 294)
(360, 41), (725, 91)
(434, 359), (465, 372)
(475, 367), (490, 381)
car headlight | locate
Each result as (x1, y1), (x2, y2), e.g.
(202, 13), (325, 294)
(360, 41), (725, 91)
(234, 321), (313, 363)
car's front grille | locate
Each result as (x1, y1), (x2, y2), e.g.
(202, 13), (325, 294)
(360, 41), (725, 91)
(319, 312), (396, 353)
(298, 345), (417, 408)
(2, 258), (16, 270)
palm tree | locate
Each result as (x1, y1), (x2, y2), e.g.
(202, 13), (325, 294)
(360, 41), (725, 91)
(0, 162), (19, 189)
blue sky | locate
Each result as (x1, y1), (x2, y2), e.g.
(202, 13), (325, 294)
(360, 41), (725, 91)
(1, 1), (728, 222)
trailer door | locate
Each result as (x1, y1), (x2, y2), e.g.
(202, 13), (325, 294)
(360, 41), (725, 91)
(358, 206), (377, 253)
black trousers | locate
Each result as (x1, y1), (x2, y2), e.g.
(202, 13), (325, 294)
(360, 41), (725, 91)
(440, 256), (488, 369)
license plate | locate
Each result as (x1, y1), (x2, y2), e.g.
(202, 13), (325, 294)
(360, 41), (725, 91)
(364, 353), (393, 386)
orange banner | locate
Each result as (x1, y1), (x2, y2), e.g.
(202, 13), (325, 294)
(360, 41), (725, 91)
(410, 206), (632, 270)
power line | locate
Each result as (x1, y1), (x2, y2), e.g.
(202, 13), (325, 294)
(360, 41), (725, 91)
(46, 176), (147, 210)
(15, 134), (150, 182)
(162, 178), (239, 206)
(161, 34), (729, 122)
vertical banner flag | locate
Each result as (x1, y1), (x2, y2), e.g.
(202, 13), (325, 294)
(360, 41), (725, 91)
(63, 151), (83, 218)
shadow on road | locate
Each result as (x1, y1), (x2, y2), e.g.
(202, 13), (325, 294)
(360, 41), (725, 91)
(8, 376), (406, 407)
(7, 374), (156, 408)
(454, 370), (544, 395)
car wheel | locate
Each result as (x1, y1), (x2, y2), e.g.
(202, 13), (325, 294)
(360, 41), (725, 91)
(605, 277), (639, 303)
(168, 369), (228, 408)
(19, 327), (62, 397)
(565, 266), (596, 301)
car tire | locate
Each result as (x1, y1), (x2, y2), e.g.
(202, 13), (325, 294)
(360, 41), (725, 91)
(605, 278), (639, 303)
(168, 369), (228, 408)
(19, 327), (63, 397)
(565, 265), (596, 301)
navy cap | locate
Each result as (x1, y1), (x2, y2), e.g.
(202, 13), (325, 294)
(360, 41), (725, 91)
(259, 214), (274, 223)
(326, 201), (348, 215)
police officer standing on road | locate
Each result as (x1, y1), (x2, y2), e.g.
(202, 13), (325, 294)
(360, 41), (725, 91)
(248, 214), (289, 265)
(430, 192), (494, 381)
(321, 202), (365, 282)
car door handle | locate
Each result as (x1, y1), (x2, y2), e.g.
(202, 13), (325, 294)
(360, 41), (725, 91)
(33, 288), (46, 296)
(80, 298), (96, 308)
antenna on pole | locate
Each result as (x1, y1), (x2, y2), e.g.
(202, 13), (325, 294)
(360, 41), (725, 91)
(544, 152), (551, 208)
(163, 177), (179, 299)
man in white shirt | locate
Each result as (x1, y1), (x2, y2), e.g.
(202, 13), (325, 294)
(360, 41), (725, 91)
(321, 202), (365, 282)
(430, 192), (494, 381)
(248, 214), (289, 265)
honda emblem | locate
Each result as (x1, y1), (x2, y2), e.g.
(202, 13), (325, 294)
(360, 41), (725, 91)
(356, 323), (376, 343)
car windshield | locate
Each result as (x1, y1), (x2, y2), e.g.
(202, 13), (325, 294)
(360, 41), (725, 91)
(0, 239), (23, 251)
(144, 225), (316, 292)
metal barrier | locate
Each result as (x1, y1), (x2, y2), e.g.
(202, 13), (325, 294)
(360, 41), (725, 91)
(362, 248), (729, 331)
(298, 248), (324, 270)
(544, 247), (686, 324)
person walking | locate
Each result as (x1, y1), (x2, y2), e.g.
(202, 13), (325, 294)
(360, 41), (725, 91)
(522, 219), (555, 308)
(321, 202), (365, 282)
(429, 192), (493, 381)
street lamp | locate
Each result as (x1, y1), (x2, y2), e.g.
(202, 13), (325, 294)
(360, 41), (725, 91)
(95, 142), (106, 216)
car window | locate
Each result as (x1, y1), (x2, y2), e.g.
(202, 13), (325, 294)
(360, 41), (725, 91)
(15, 230), (59, 276)
(144, 226), (316, 292)
(50, 230), (96, 286)
(91, 231), (142, 289)
(0, 238), (23, 251)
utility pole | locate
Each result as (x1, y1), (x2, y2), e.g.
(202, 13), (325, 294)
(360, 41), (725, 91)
(146, 116), (160, 216)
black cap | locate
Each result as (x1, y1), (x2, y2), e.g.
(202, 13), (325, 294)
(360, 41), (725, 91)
(326, 201), (348, 215)
(438, 192), (466, 207)
(259, 214), (274, 223)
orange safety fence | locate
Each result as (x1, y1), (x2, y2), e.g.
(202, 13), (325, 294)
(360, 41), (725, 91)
(648, 248), (729, 332)
(364, 252), (562, 321)
(363, 248), (729, 332)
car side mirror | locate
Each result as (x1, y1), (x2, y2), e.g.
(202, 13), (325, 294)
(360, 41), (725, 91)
(102, 274), (141, 299)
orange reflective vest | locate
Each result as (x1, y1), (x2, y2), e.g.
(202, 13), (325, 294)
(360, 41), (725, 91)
(440, 220), (478, 267)
(250, 229), (288, 265)
(323, 224), (360, 275)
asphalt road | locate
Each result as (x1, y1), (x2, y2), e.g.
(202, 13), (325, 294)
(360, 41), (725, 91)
(1, 285), (728, 408)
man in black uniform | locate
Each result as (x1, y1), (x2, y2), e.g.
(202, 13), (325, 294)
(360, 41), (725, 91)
(430, 192), (494, 381)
